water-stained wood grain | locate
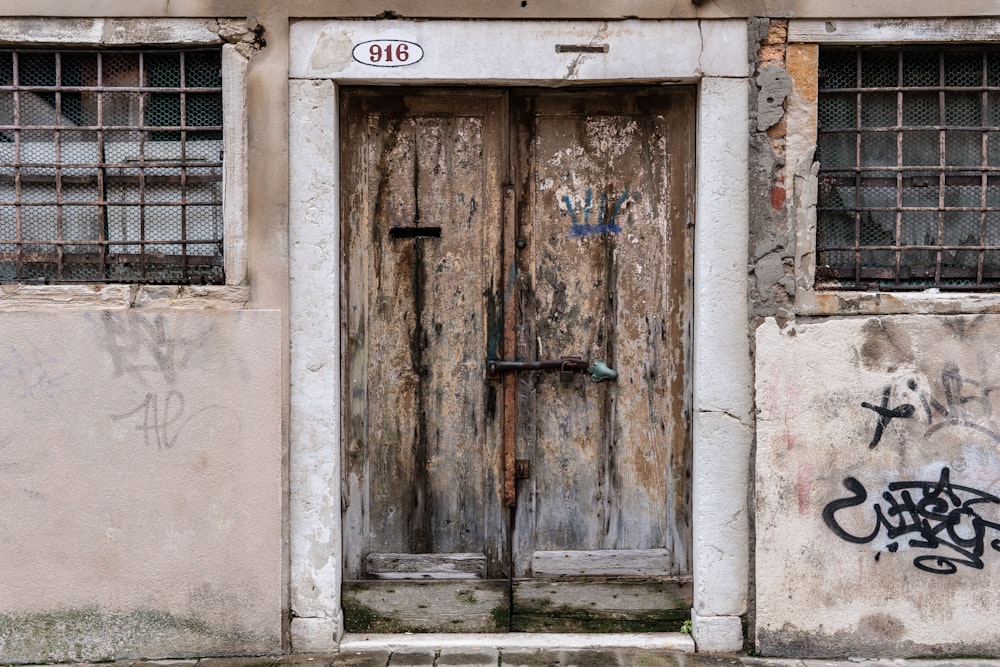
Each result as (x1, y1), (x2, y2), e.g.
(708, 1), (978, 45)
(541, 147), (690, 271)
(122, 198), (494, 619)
(341, 87), (694, 633)
(531, 549), (674, 577)
(340, 89), (506, 582)
(365, 552), (486, 579)
(510, 89), (694, 577)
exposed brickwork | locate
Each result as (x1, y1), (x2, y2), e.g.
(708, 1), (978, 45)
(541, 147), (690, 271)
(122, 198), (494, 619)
(750, 18), (796, 319)
(759, 20), (788, 66)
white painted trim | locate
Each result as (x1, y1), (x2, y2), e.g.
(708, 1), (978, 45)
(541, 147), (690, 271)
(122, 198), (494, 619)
(290, 19), (749, 81)
(790, 18), (1000, 44)
(692, 78), (752, 641)
(287, 18), (752, 653)
(288, 78), (343, 652)
(223, 44), (249, 285)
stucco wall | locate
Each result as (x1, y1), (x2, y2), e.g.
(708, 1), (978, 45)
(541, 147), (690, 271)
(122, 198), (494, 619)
(756, 315), (1000, 657)
(0, 310), (282, 662)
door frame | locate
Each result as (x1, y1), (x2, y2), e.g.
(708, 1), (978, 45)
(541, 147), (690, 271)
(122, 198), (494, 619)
(288, 19), (752, 653)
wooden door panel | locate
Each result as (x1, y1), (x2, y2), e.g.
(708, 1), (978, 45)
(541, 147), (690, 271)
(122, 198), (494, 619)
(506, 89), (694, 631)
(341, 87), (694, 633)
(341, 90), (506, 589)
(511, 89), (694, 577)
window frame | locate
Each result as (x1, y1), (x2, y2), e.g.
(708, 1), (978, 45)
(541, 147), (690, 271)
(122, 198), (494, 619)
(0, 18), (248, 307)
(789, 18), (1000, 315)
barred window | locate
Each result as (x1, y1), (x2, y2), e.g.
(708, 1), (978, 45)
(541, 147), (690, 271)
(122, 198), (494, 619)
(816, 47), (1000, 291)
(0, 49), (224, 284)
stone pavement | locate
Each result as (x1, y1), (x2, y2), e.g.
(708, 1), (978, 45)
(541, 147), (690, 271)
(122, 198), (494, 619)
(41, 654), (1000, 667)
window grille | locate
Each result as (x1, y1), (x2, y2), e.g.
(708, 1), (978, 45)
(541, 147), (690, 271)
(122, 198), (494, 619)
(816, 47), (1000, 291)
(0, 49), (224, 284)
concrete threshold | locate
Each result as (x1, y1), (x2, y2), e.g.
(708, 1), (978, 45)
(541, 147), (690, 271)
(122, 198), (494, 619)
(339, 632), (696, 653)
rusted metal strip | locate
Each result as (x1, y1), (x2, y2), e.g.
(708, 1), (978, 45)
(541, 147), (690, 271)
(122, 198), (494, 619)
(555, 44), (609, 54)
(501, 184), (518, 508)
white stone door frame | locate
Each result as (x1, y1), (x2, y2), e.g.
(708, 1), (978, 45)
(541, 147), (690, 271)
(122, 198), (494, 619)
(287, 19), (752, 653)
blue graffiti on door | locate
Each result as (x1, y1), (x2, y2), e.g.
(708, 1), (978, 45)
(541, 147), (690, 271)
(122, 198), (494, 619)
(562, 188), (628, 238)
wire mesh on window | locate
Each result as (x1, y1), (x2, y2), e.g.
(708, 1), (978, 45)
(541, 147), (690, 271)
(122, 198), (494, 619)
(0, 49), (224, 284)
(816, 47), (1000, 291)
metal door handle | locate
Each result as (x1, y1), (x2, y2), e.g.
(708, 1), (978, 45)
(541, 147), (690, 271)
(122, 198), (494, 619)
(586, 360), (618, 383)
(487, 356), (617, 383)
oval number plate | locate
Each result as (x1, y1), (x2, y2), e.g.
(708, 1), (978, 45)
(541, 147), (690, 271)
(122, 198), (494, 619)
(352, 40), (424, 67)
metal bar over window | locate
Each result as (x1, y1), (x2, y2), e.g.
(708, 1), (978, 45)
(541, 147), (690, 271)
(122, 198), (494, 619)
(0, 48), (224, 284)
(816, 46), (1000, 291)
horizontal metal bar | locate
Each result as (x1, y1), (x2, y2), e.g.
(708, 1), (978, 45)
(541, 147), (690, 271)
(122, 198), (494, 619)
(819, 86), (1000, 94)
(820, 126), (1000, 133)
(818, 281), (1000, 292)
(0, 86), (221, 93)
(819, 207), (1000, 213)
(819, 244), (1000, 251)
(817, 265), (1000, 280)
(555, 44), (609, 54)
(0, 275), (225, 285)
(0, 251), (219, 265)
(487, 356), (587, 374)
(0, 163), (223, 170)
(0, 125), (223, 131)
(0, 174), (221, 185)
(819, 167), (1000, 176)
(0, 239), (221, 248)
(816, 125), (1000, 135)
(0, 201), (221, 207)
(389, 226), (442, 239)
(820, 177), (1000, 188)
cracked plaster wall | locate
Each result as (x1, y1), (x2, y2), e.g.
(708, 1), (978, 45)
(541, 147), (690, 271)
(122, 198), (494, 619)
(751, 14), (1000, 658)
(755, 315), (1000, 658)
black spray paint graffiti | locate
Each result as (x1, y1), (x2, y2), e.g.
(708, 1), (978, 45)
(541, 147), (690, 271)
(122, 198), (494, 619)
(860, 386), (914, 449)
(861, 364), (1000, 449)
(823, 467), (1000, 574)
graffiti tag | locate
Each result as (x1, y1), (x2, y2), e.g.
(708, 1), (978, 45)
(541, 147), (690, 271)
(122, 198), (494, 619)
(111, 390), (239, 450)
(823, 467), (1000, 574)
(861, 386), (914, 449)
(562, 188), (628, 238)
(860, 365), (1000, 448)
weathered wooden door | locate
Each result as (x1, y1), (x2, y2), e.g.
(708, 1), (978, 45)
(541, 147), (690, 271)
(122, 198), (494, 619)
(340, 87), (693, 633)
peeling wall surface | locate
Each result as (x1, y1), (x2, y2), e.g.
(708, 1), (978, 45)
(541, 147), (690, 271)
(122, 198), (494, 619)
(749, 10), (1000, 659)
(756, 316), (1000, 657)
(0, 311), (282, 662)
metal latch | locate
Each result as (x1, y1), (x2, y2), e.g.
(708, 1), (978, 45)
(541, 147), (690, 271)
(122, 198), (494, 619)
(486, 356), (617, 383)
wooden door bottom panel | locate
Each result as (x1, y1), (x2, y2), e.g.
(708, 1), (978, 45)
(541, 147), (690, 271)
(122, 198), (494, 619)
(531, 549), (679, 577)
(510, 578), (692, 633)
(365, 552), (487, 579)
(342, 580), (509, 633)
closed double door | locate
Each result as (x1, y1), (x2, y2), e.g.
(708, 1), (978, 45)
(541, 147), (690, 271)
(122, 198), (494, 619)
(340, 87), (694, 632)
